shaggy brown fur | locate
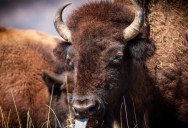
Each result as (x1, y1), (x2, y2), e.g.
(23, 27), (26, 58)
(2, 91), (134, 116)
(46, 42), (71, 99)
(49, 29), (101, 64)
(113, 0), (188, 126)
(0, 27), (73, 128)
(147, 0), (188, 125)
(65, 1), (156, 128)
(52, 0), (187, 128)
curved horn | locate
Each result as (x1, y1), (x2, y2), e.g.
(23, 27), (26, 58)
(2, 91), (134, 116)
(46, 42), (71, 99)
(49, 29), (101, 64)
(54, 3), (72, 42)
(123, 0), (144, 41)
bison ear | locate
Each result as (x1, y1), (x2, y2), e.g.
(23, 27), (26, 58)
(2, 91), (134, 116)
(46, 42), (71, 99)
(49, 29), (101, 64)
(53, 41), (72, 62)
(126, 37), (156, 61)
(41, 71), (64, 95)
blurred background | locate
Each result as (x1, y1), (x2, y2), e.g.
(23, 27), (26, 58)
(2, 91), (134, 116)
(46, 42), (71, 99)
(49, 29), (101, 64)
(0, 0), (86, 36)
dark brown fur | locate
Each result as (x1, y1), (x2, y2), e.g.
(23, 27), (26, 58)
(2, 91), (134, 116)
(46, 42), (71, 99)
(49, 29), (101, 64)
(52, 1), (188, 128)
(66, 1), (155, 128)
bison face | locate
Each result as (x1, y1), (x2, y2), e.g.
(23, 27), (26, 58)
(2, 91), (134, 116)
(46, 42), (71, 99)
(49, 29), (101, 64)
(54, 0), (155, 127)
(41, 71), (75, 128)
(69, 43), (128, 126)
(67, 37), (155, 128)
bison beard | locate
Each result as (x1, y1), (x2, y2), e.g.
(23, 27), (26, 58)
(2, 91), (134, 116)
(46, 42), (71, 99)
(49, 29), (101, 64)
(53, 0), (188, 128)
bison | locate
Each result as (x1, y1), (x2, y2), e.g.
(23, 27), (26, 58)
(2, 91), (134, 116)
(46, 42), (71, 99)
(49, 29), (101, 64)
(0, 27), (74, 128)
(51, 0), (188, 128)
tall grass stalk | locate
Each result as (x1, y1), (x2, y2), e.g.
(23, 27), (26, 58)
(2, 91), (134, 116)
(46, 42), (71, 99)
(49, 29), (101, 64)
(123, 96), (130, 128)
(144, 113), (149, 128)
(26, 110), (34, 128)
(120, 102), (123, 128)
(65, 75), (74, 128)
(0, 106), (7, 128)
(46, 105), (63, 128)
(11, 91), (22, 128)
(130, 94), (138, 128)
(46, 85), (54, 128)
(6, 109), (11, 128)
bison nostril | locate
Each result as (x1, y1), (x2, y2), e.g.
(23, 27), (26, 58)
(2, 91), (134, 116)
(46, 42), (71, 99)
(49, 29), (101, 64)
(88, 105), (97, 115)
(72, 99), (99, 117)
(72, 107), (79, 116)
(89, 106), (96, 112)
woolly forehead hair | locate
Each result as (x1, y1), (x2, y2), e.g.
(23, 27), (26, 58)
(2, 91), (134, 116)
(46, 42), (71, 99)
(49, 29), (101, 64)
(67, 1), (134, 32)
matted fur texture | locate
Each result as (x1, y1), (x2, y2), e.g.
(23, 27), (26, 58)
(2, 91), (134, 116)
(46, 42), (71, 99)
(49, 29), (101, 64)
(147, 0), (188, 125)
(52, 0), (188, 128)
(64, 1), (157, 128)
(0, 27), (65, 127)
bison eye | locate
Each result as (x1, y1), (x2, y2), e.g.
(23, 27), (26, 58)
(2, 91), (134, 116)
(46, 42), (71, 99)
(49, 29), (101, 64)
(66, 59), (74, 70)
(109, 55), (123, 67)
(66, 53), (75, 71)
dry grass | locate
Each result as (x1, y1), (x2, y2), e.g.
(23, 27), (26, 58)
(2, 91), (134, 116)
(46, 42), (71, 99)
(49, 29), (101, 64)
(0, 101), (72, 128)
(65, 75), (74, 128)
(11, 91), (22, 128)
(0, 77), (75, 128)
(0, 106), (11, 128)
(46, 105), (63, 128)
(46, 85), (54, 128)
(26, 110), (34, 128)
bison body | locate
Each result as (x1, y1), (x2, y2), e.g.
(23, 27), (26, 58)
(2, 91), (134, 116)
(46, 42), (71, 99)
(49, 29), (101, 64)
(0, 27), (73, 128)
(52, 0), (188, 128)
(147, 0), (188, 125)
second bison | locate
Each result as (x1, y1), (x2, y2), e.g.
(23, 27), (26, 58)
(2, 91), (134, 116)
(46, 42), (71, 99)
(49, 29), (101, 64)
(0, 27), (73, 128)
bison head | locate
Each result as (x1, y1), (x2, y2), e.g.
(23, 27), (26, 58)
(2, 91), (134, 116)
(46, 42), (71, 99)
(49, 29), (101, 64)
(41, 70), (75, 128)
(54, 0), (155, 127)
